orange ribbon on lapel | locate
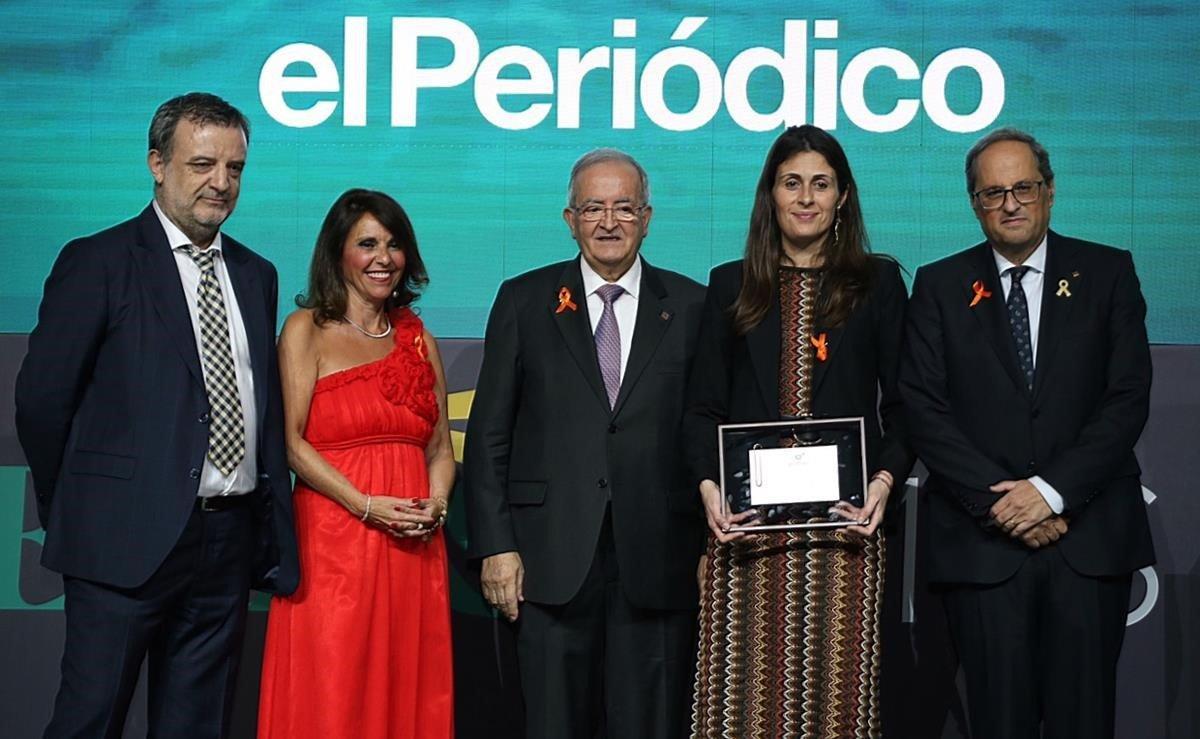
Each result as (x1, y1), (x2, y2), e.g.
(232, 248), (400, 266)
(555, 287), (577, 314)
(969, 280), (992, 308)
(811, 332), (828, 362)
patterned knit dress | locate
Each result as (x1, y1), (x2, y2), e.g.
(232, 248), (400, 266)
(691, 267), (885, 739)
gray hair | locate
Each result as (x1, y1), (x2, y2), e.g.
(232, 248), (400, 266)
(567, 148), (651, 207)
(148, 92), (250, 163)
(964, 127), (1054, 194)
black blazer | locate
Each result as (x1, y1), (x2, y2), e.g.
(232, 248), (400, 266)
(899, 231), (1154, 584)
(463, 257), (706, 610)
(15, 205), (299, 593)
(682, 257), (913, 492)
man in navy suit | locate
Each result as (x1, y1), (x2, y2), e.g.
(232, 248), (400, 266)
(900, 128), (1154, 739)
(15, 92), (298, 738)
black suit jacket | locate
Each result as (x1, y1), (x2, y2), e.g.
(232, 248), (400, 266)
(899, 231), (1154, 584)
(464, 257), (706, 610)
(682, 257), (914, 491)
(15, 205), (299, 593)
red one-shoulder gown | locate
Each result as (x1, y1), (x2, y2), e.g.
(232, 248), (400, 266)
(258, 308), (453, 738)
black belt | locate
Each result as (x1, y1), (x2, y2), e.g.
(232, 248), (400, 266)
(195, 495), (252, 512)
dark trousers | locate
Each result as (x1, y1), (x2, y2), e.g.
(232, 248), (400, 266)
(943, 546), (1133, 739)
(516, 513), (697, 739)
(45, 503), (255, 739)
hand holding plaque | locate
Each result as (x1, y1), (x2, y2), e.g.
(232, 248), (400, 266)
(698, 478), (761, 543)
(831, 472), (892, 537)
(718, 417), (868, 532)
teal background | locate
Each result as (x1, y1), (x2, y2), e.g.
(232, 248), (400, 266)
(1, 1), (1197, 342)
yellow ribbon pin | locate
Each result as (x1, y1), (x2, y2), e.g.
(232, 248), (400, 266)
(1056, 279), (1071, 297)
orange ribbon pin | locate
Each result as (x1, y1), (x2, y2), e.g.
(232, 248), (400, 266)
(555, 287), (577, 314)
(811, 333), (828, 362)
(969, 280), (992, 308)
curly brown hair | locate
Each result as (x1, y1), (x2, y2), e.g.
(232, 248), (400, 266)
(297, 189), (428, 324)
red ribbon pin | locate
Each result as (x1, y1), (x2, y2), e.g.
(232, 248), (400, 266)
(555, 287), (577, 314)
(811, 333), (829, 362)
(969, 280), (992, 308)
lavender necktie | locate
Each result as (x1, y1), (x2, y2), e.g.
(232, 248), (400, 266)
(594, 284), (625, 408)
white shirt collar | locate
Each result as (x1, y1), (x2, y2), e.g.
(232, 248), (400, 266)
(152, 199), (224, 253)
(992, 233), (1047, 277)
(580, 254), (642, 299)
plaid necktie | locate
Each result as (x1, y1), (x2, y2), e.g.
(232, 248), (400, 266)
(594, 284), (625, 408)
(186, 246), (245, 475)
(1005, 265), (1034, 389)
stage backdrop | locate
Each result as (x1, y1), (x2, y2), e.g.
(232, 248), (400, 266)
(1, 1), (1197, 737)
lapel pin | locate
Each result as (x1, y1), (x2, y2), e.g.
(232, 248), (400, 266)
(660, 310), (671, 321)
(969, 280), (992, 308)
(1056, 279), (1072, 298)
(810, 332), (829, 362)
(1072, 271), (1080, 278)
(555, 286), (577, 314)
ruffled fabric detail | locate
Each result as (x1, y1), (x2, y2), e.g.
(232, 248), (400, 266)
(380, 310), (438, 425)
(313, 308), (439, 427)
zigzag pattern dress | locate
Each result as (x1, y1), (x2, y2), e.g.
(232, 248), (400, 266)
(691, 267), (884, 739)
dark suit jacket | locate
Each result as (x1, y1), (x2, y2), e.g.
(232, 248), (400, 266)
(682, 257), (913, 491)
(899, 231), (1154, 584)
(15, 205), (299, 593)
(464, 256), (706, 610)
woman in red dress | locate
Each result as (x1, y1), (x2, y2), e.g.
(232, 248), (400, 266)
(258, 189), (455, 738)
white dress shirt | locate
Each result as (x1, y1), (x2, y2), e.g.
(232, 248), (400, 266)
(153, 200), (258, 496)
(991, 234), (1062, 514)
(580, 255), (641, 381)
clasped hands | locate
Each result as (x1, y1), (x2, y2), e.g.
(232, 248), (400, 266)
(359, 494), (448, 541)
(988, 479), (1067, 549)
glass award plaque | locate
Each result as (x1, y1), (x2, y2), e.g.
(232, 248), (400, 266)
(717, 417), (868, 532)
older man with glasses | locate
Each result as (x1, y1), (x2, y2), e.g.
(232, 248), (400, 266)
(900, 127), (1155, 739)
(464, 148), (706, 739)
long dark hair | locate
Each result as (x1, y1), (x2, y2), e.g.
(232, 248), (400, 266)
(297, 189), (428, 324)
(731, 125), (877, 334)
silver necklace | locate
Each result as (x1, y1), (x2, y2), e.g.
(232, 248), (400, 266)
(343, 315), (392, 339)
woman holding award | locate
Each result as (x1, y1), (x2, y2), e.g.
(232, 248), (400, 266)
(683, 125), (913, 738)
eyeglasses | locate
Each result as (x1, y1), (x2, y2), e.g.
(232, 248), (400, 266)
(972, 180), (1045, 210)
(574, 204), (646, 222)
